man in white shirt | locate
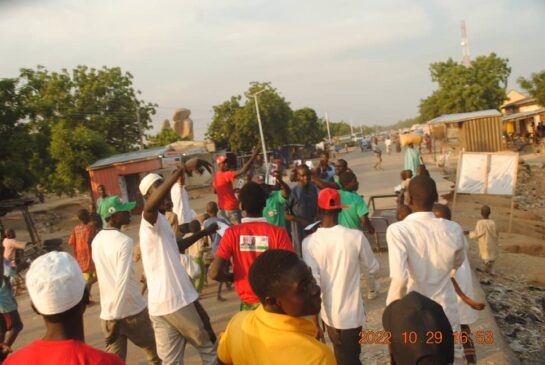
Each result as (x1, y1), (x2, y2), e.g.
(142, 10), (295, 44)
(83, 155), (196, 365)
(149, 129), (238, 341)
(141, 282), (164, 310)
(92, 196), (160, 364)
(139, 158), (218, 365)
(171, 171), (197, 226)
(302, 188), (379, 365)
(386, 175), (465, 364)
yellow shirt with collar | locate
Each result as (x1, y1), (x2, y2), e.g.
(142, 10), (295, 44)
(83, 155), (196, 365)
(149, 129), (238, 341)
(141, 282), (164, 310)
(218, 305), (336, 365)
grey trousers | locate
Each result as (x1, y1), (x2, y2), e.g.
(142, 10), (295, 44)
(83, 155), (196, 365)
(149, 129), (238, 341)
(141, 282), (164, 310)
(101, 308), (161, 365)
(150, 301), (217, 365)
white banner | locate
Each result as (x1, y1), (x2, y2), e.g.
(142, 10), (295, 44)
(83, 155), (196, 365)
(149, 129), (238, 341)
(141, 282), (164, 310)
(456, 152), (518, 196)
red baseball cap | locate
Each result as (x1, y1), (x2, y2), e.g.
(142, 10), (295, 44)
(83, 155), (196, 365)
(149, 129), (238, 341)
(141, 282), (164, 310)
(216, 155), (227, 164)
(318, 188), (348, 210)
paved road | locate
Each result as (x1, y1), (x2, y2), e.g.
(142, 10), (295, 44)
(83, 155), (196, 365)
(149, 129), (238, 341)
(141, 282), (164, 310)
(13, 147), (515, 364)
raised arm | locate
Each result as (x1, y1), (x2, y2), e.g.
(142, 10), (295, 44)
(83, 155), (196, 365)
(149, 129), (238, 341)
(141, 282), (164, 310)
(233, 146), (259, 178)
(273, 172), (291, 199)
(144, 158), (213, 225)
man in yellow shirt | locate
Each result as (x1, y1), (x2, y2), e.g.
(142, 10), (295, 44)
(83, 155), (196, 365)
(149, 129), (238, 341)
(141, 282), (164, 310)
(217, 249), (336, 365)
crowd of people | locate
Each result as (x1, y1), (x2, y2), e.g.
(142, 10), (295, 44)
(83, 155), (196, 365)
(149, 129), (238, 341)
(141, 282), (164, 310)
(0, 143), (501, 365)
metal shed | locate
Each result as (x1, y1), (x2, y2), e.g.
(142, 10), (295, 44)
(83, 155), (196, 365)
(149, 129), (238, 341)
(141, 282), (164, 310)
(87, 146), (175, 213)
(428, 110), (503, 152)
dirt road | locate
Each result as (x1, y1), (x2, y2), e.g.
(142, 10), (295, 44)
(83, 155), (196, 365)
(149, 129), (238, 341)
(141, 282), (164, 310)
(11, 147), (519, 364)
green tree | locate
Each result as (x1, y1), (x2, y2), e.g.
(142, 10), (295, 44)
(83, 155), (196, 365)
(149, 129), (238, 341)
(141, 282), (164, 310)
(518, 70), (545, 107)
(287, 107), (325, 144)
(0, 78), (35, 199)
(327, 120), (352, 136)
(419, 53), (511, 121)
(7, 65), (157, 194)
(48, 123), (113, 194)
(207, 82), (292, 152)
(147, 124), (187, 147)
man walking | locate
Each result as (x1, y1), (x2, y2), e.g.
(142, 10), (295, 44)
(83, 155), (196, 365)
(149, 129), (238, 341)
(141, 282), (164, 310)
(139, 158), (218, 365)
(93, 196), (161, 364)
(386, 175), (465, 364)
(302, 188), (379, 365)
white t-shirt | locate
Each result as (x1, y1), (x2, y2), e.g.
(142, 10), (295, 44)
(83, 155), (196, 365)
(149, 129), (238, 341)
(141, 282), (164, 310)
(455, 237), (478, 325)
(302, 225), (379, 329)
(171, 183), (197, 225)
(92, 229), (147, 320)
(139, 213), (198, 316)
(386, 212), (464, 330)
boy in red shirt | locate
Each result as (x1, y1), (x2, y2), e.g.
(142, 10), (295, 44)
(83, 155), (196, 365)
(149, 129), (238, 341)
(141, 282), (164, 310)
(213, 147), (259, 225)
(5, 252), (124, 365)
(208, 182), (294, 310)
(68, 209), (97, 295)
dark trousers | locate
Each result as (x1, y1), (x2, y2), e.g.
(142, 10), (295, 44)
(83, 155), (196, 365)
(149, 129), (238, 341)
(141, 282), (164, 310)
(325, 324), (362, 365)
(461, 324), (476, 364)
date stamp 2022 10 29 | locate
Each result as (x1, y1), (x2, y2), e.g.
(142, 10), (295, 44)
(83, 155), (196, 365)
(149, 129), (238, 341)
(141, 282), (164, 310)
(358, 330), (494, 345)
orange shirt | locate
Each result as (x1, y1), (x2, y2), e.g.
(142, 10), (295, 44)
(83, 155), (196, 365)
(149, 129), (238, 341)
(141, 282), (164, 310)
(68, 223), (96, 273)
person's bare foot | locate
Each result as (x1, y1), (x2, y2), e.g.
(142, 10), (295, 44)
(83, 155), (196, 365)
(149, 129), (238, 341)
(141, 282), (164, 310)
(217, 295), (227, 302)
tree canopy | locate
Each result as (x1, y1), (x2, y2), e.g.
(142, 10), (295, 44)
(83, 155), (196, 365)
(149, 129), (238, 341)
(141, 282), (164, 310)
(518, 70), (545, 107)
(208, 82), (311, 152)
(0, 65), (157, 197)
(419, 53), (511, 121)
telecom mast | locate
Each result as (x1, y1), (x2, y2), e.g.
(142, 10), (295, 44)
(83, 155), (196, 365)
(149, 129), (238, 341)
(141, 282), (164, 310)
(460, 20), (471, 67)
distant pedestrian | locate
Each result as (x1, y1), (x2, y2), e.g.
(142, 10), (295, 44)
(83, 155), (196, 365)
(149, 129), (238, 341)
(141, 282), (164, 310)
(0, 244), (23, 362)
(468, 205), (499, 275)
(373, 147), (383, 170)
(186, 220), (208, 293)
(68, 209), (97, 297)
(2, 229), (26, 269)
(404, 143), (422, 176)
(385, 137), (392, 155)
(214, 147), (259, 225)
(316, 151), (335, 182)
(95, 184), (109, 225)
(171, 171), (197, 225)
(285, 165), (319, 257)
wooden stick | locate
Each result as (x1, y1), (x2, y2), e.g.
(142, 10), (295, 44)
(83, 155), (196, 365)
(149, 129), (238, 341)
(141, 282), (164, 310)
(451, 277), (485, 311)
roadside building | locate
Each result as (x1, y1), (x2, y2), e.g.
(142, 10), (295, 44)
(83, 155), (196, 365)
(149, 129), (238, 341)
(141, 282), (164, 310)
(428, 110), (503, 153)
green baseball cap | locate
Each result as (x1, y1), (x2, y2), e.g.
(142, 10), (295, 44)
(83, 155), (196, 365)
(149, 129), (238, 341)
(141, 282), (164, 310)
(99, 196), (136, 219)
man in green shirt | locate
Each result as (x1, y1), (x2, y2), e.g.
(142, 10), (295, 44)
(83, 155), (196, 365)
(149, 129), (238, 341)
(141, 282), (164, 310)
(262, 172), (291, 229)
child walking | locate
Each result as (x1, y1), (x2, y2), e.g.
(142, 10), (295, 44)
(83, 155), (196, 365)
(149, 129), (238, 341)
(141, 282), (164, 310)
(469, 205), (499, 275)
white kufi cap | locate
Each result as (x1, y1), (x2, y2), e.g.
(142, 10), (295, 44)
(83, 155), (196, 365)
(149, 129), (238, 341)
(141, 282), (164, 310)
(139, 173), (163, 196)
(26, 252), (85, 315)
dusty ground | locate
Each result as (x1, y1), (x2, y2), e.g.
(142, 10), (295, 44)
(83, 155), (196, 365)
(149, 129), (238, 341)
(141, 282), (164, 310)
(448, 153), (545, 365)
(3, 147), (530, 364)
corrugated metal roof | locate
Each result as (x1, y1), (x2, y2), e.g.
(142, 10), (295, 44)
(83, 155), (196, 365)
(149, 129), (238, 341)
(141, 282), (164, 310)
(502, 108), (545, 122)
(428, 109), (501, 124)
(501, 96), (536, 109)
(88, 146), (172, 170)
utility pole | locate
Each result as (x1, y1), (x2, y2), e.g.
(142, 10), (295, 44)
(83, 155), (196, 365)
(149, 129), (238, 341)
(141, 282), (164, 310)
(325, 113), (332, 145)
(249, 89), (268, 180)
(136, 107), (145, 150)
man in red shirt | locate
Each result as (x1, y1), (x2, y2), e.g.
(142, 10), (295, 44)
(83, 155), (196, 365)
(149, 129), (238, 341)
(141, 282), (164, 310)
(5, 252), (124, 365)
(208, 182), (294, 311)
(213, 147), (259, 225)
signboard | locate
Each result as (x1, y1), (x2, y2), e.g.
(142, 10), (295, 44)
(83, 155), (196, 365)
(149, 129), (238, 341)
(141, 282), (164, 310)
(456, 152), (518, 195)
(454, 151), (519, 232)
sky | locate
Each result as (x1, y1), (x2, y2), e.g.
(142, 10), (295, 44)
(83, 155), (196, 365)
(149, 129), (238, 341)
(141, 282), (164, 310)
(1, 0), (544, 139)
